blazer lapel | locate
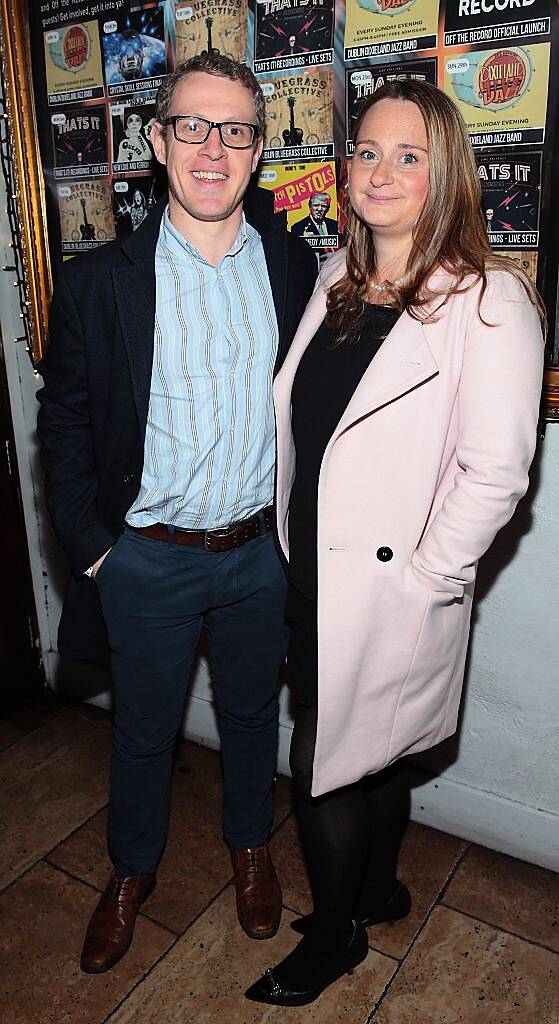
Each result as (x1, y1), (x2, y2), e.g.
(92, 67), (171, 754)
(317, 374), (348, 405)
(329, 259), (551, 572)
(111, 198), (165, 426)
(245, 183), (288, 359)
(261, 226), (288, 360)
(112, 264), (156, 428)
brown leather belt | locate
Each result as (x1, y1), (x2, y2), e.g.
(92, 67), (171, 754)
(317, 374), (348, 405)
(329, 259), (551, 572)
(128, 506), (274, 553)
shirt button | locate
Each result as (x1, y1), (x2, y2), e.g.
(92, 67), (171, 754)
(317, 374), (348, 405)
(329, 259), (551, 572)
(123, 473), (135, 485)
(376, 546), (393, 562)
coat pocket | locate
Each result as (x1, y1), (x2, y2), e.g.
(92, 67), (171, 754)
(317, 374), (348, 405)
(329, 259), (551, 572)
(387, 571), (465, 763)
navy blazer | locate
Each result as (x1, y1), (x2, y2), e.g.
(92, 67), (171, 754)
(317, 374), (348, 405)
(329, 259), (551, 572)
(37, 185), (318, 664)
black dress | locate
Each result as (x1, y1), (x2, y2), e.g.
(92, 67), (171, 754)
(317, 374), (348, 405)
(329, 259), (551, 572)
(286, 302), (401, 705)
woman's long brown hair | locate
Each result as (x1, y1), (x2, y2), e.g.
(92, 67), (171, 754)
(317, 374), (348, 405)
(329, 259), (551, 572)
(327, 80), (546, 345)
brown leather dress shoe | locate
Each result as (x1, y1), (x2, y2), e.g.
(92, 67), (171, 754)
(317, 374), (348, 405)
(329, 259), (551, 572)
(80, 871), (155, 973)
(230, 843), (282, 940)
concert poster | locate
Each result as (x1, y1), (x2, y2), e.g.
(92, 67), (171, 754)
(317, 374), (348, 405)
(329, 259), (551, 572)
(444, 43), (551, 147)
(51, 106), (109, 178)
(111, 99), (157, 173)
(44, 20), (105, 105)
(477, 150), (541, 248)
(258, 160), (338, 246)
(57, 179), (116, 253)
(260, 68), (334, 160)
(495, 249), (538, 285)
(343, 0), (440, 62)
(253, 0), (334, 75)
(345, 56), (437, 154)
(113, 175), (165, 236)
(173, 0), (248, 65)
(444, 0), (551, 48)
(102, 4), (167, 98)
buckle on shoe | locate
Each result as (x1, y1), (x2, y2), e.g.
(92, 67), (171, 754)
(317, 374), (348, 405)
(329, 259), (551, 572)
(264, 968), (282, 997)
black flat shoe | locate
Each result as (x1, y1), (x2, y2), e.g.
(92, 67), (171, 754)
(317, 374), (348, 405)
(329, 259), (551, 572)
(291, 882), (411, 935)
(245, 923), (369, 1007)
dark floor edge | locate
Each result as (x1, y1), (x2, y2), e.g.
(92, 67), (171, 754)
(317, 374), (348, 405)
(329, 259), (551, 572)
(0, 701), (73, 752)
(0, 731), (26, 755)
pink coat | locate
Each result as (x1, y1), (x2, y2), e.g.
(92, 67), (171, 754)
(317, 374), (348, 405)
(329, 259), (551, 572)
(274, 249), (544, 797)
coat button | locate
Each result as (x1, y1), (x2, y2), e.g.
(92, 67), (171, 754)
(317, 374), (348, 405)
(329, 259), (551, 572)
(376, 546), (393, 562)
(123, 473), (135, 485)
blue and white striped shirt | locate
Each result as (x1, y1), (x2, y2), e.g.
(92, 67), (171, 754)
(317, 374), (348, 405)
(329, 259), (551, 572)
(126, 207), (279, 530)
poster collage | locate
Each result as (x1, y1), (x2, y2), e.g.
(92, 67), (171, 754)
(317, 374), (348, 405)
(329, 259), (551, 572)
(31, 0), (556, 288)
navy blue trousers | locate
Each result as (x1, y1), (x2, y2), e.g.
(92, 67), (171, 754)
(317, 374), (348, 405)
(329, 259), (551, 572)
(94, 524), (288, 877)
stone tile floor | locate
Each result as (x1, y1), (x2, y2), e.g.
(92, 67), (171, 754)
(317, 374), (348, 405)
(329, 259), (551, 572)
(0, 696), (557, 1024)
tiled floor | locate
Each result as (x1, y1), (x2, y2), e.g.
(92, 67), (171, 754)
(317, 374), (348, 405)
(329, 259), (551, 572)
(0, 697), (557, 1024)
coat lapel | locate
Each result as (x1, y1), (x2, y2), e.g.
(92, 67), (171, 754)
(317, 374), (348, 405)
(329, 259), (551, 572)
(245, 183), (288, 352)
(273, 285), (439, 559)
(261, 227), (288, 359)
(111, 197), (165, 425)
(332, 312), (438, 440)
(112, 263), (156, 428)
(274, 283), (439, 426)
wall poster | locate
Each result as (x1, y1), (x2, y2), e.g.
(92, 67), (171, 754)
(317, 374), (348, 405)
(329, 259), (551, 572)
(445, 43), (550, 147)
(260, 68), (334, 159)
(15, 0), (559, 382)
(345, 56), (437, 153)
(253, 0), (335, 74)
(172, 0), (248, 64)
(258, 160), (339, 246)
(344, 0), (439, 61)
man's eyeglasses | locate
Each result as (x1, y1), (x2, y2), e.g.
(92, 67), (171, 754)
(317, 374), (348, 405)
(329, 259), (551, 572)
(161, 116), (259, 149)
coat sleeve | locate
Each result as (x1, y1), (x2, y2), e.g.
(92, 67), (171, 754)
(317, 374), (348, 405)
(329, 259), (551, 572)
(36, 266), (118, 576)
(412, 272), (544, 598)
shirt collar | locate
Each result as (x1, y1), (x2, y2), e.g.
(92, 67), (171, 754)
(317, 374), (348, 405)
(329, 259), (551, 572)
(160, 205), (250, 265)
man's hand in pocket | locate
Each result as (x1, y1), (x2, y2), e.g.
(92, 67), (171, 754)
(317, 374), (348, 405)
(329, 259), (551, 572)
(92, 548), (112, 579)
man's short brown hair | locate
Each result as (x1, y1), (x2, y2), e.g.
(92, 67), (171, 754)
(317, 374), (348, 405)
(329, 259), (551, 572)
(155, 55), (265, 140)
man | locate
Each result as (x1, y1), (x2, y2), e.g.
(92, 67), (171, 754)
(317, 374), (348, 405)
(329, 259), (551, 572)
(292, 192), (338, 238)
(37, 54), (316, 974)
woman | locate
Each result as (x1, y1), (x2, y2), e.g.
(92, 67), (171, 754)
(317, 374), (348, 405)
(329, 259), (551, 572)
(246, 80), (544, 1007)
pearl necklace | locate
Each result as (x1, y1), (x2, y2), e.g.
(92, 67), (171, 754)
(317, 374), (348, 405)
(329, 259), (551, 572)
(368, 275), (407, 292)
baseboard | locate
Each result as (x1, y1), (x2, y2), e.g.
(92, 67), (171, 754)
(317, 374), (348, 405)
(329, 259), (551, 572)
(82, 687), (558, 872)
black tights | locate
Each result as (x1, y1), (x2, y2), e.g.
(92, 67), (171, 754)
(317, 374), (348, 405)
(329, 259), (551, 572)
(289, 703), (410, 950)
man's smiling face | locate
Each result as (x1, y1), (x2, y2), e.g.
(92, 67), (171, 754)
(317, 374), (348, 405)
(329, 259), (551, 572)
(151, 71), (263, 230)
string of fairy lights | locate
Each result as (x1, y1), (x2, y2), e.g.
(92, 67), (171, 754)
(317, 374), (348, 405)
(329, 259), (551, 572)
(0, 51), (34, 365)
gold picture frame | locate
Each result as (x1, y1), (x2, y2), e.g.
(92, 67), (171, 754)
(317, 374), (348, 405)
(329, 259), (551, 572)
(0, 0), (52, 366)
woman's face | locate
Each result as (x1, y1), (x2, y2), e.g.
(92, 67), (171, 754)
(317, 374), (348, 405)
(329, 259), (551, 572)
(349, 98), (429, 241)
(126, 113), (143, 136)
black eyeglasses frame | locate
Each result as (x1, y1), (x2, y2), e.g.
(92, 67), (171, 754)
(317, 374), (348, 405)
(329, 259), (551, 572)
(160, 116), (260, 149)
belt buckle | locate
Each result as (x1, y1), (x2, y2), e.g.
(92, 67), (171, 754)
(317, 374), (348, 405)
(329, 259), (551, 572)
(205, 524), (236, 552)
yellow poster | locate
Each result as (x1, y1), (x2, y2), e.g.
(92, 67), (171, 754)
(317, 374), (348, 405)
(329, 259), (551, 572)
(260, 69), (334, 161)
(445, 43), (550, 146)
(174, 0), (248, 64)
(258, 162), (338, 249)
(44, 21), (104, 105)
(344, 0), (439, 61)
(57, 180), (116, 253)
